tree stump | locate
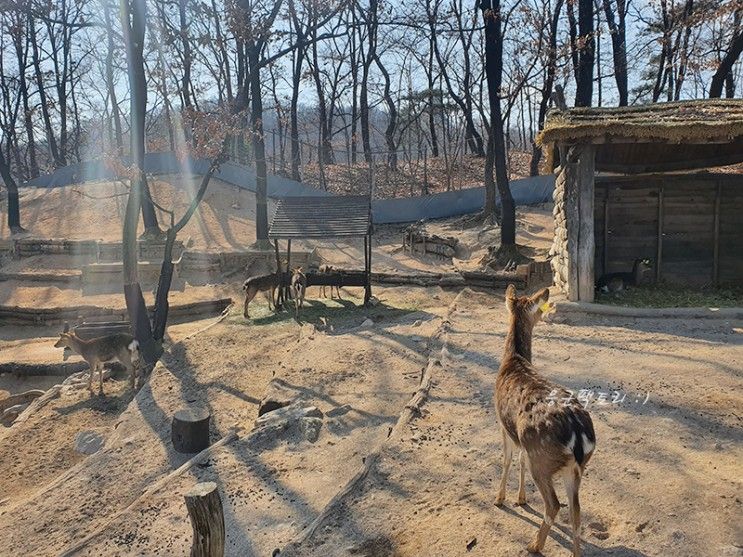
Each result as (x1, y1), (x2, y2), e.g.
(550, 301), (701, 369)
(185, 481), (225, 557)
(172, 407), (211, 453)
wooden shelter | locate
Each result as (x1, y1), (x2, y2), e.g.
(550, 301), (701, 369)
(269, 195), (374, 305)
(538, 100), (743, 302)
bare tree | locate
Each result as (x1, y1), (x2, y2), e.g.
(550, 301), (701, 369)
(480, 0), (515, 244)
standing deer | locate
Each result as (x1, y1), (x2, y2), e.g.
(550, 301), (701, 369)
(291, 267), (307, 319)
(55, 331), (140, 395)
(495, 285), (595, 557)
(318, 263), (341, 299)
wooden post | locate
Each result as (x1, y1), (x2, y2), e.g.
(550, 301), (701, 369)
(576, 145), (595, 302)
(285, 239), (292, 303)
(274, 240), (283, 308)
(365, 234), (372, 304)
(185, 482), (225, 557)
(172, 407), (211, 453)
(603, 189), (609, 277)
(656, 185), (664, 283)
(713, 180), (721, 286)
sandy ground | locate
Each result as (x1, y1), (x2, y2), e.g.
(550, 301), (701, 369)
(1, 175), (268, 251)
(0, 178), (552, 315)
(0, 287), (740, 556)
(1, 178), (553, 271)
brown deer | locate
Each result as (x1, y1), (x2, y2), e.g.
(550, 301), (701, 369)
(291, 267), (307, 318)
(55, 331), (140, 395)
(318, 263), (341, 299)
(495, 285), (595, 557)
(242, 272), (280, 318)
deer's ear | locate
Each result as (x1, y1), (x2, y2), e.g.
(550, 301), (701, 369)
(63, 321), (70, 333)
(505, 284), (517, 313)
(530, 287), (550, 304)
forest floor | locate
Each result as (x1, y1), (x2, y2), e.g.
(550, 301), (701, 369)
(0, 288), (740, 556)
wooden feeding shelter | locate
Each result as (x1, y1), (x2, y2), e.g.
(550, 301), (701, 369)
(538, 99), (743, 302)
(269, 195), (374, 305)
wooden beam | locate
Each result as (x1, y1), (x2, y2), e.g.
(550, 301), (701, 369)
(285, 239), (292, 303)
(563, 151), (581, 302)
(713, 180), (722, 286)
(576, 145), (596, 302)
(274, 240), (282, 308)
(603, 189), (609, 276)
(656, 186), (664, 282)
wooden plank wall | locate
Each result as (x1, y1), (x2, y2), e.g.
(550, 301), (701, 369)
(594, 173), (743, 286)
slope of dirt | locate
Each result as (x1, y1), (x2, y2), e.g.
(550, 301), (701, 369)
(281, 289), (743, 557)
(1, 175), (268, 250)
(0, 287), (452, 556)
(1, 177), (553, 276)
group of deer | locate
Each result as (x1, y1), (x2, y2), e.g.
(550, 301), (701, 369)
(242, 263), (341, 320)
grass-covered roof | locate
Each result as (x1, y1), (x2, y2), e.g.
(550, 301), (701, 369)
(537, 99), (743, 146)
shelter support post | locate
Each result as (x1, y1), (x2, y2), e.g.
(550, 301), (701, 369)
(364, 234), (372, 305)
(713, 181), (721, 286)
(285, 239), (292, 304)
(558, 144), (595, 302)
(656, 186), (664, 283)
(274, 240), (282, 309)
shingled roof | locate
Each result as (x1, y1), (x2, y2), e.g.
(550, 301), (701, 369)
(537, 99), (743, 146)
(269, 195), (372, 239)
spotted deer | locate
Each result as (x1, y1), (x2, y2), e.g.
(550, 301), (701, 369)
(495, 285), (595, 557)
(55, 331), (140, 395)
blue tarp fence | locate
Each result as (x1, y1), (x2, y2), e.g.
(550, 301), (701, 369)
(23, 152), (555, 225)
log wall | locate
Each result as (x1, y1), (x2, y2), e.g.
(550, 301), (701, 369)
(594, 173), (743, 286)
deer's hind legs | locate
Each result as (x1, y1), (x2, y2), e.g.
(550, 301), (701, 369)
(527, 473), (560, 554)
(495, 427), (514, 506)
(517, 449), (527, 505)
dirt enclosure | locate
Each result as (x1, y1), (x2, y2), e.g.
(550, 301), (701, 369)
(0, 286), (740, 557)
(0, 179), (741, 556)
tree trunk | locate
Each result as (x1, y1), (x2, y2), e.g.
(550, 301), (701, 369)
(12, 17), (38, 179)
(248, 46), (270, 244)
(530, 0), (564, 176)
(375, 55), (397, 169)
(481, 0), (514, 243)
(120, 0), (158, 366)
(427, 45), (439, 158)
(602, 0), (628, 105)
(29, 15), (62, 168)
(178, 0), (193, 109)
(710, 28), (743, 98)
(575, 0), (595, 106)
(184, 482), (225, 557)
(0, 148), (24, 232)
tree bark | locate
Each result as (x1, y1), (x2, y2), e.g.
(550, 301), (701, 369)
(710, 27), (743, 98)
(480, 0), (514, 243)
(248, 46), (270, 244)
(0, 148), (24, 232)
(185, 482), (225, 557)
(575, 0), (595, 106)
(602, 0), (628, 105)
(120, 0), (158, 366)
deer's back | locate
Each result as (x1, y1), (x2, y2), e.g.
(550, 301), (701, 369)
(81, 333), (135, 362)
(496, 356), (595, 469)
